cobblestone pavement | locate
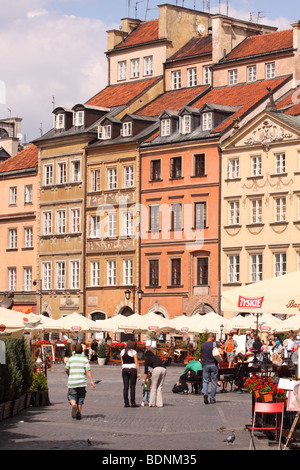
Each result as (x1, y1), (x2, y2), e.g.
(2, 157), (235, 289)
(0, 363), (274, 453)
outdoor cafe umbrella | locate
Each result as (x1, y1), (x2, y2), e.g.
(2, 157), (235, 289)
(57, 313), (99, 333)
(186, 311), (230, 334)
(0, 307), (41, 339)
(226, 314), (255, 332)
(169, 315), (193, 334)
(120, 311), (176, 334)
(275, 315), (300, 333)
(221, 271), (300, 316)
(25, 314), (64, 332)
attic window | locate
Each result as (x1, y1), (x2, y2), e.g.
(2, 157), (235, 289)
(54, 113), (65, 130)
(121, 122), (132, 137)
(73, 111), (84, 127)
(161, 119), (170, 136)
(202, 112), (212, 131)
(98, 125), (111, 140)
(180, 115), (191, 134)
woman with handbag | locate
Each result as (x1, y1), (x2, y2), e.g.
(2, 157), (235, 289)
(201, 332), (222, 404)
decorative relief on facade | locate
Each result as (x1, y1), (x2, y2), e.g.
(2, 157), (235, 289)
(88, 237), (135, 252)
(244, 119), (293, 151)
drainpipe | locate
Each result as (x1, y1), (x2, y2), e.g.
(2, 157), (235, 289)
(217, 144), (222, 316)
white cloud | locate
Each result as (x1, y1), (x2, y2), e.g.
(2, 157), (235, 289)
(0, 10), (110, 142)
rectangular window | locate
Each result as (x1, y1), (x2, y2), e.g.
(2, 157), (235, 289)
(121, 122), (132, 137)
(228, 255), (239, 283)
(118, 60), (127, 81)
(70, 261), (80, 289)
(43, 211), (52, 235)
(250, 254), (262, 282)
(274, 197), (286, 222)
(24, 184), (33, 204)
(44, 164), (53, 186)
(181, 115), (191, 134)
(266, 62), (275, 79)
(203, 66), (211, 84)
(251, 155), (262, 177)
(73, 111), (84, 127)
(123, 211), (133, 237)
(23, 267), (32, 291)
(90, 215), (100, 238)
(247, 65), (257, 82)
(161, 119), (171, 136)
(98, 125), (111, 140)
(91, 169), (100, 192)
(124, 165), (134, 188)
(57, 162), (67, 184)
(150, 160), (161, 181)
(171, 204), (182, 231)
(194, 154), (205, 177)
(228, 201), (240, 225)
(54, 114), (65, 129)
(202, 112), (212, 131)
(171, 258), (181, 286)
(149, 205), (159, 233)
(227, 158), (239, 179)
(275, 153), (285, 174)
(229, 69), (238, 85)
(172, 70), (181, 90)
(197, 257), (208, 285)
(71, 161), (81, 183)
(108, 167), (117, 190)
(131, 58), (140, 78)
(149, 259), (159, 286)
(90, 261), (99, 287)
(56, 210), (66, 234)
(195, 202), (207, 229)
(107, 260), (116, 286)
(108, 212), (117, 238)
(170, 156), (182, 179)
(274, 253), (286, 277)
(71, 208), (80, 233)
(250, 199), (262, 224)
(144, 56), (153, 76)
(56, 262), (65, 289)
(42, 262), (51, 290)
(9, 187), (17, 205)
(9, 229), (17, 249)
(24, 227), (33, 248)
(187, 67), (197, 87)
(123, 259), (133, 285)
(8, 267), (16, 291)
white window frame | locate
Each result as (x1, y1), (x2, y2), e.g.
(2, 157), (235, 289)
(90, 215), (100, 238)
(123, 259), (133, 285)
(274, 252), (286, 277)
(229, 69), (238, 85)
(124, 165), (134, 188)
(57, 162), (67, 184)
(228, 255), (240, 283)
(161, 119), (171, 136)
(202, 112), (212, 131)
(71, 160), (81, 183)
(24, 227), (33, 248)
(73, 110), (84, 127)
(251, 155), (262, 177)
(275, 153), (286, 174)
(8, 267), (16, 291)
(228, 158), (239, 179)
(108, 212), (117, 238)
(9, 186), (17, 205)
(44, 164), (53, 186)
(274, 197), (286, 222)
(266, 62), (275, 79)
(203, 66), (211, 85)
(56, 209), (66, 234)
(42, 262), (51, 290)
(54, 113), (65, 129)
(187, 67), (197, 87)
(108, 167), (117, 190)
(247, 65), (257, 82)
(172, 70), (181, 90)
(98, 125), (111, 140)
(70, 208), (80, 233)
(56, 261), (66, 289)
(9, 228), (17, 249)
(70, 260), (80, 290)
(43, 211), (52, 235)
(91, 169), (100, 192)
(23, 267), (32, 291)
(24, 184), (33, 204)
(250, 199), (262, 224)
(118, 60), (127, 81)
(107, 260), (116, 286)
(250, 253), (262, 282)
(121, 122), (132, 137)
(130, 58), (140, 78)
(181, 115), (191, 134)
(123, 211), (133, 237)
(228, 201), (240, 225)
(144, 55), (153, 76)
(90, 261), (100, 287)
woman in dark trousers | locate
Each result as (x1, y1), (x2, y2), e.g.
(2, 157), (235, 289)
(144, 350), (167, 407)
(120, 339), (141, 407)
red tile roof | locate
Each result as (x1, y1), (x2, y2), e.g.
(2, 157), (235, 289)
(276, 85), (300, 115)
(114, 19), (159, 49)
(168, 35), (212, 61)
(192, 76), (291, 133)
(86, 77), (162, 108)
(224, 29), (293, 61)
(136, 85), (209, 116)
(0, 144), (38, 174)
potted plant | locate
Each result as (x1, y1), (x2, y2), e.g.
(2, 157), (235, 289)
(97, 341), (108, 365)
(29, 372), (50, 406)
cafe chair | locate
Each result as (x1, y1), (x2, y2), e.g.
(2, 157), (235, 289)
(248, 402), (285, 450)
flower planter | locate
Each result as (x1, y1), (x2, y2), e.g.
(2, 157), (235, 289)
(31, 391), (41, 407)
(260, 392), (273, 403)
(253, 391), (260, 399)
(3, 401), (13, 420)
(12, 398), (20, 416)
(40, 390), (50, 406)
(97, 357), (106, 365)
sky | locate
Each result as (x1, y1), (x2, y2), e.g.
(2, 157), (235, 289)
(0, 0), (298, 144)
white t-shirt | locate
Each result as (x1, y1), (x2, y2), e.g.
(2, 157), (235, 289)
(120, 348), (137, 369)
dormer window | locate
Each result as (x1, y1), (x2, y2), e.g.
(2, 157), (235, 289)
(73, 110), (84, 127)
(98, 125), (111, 140)
(180, 115), (191, 135)
(161, 119), (171, 137)
(54, 113), (65, 130)
(121, 122), (132, 137)
(202, 112), (212, 131)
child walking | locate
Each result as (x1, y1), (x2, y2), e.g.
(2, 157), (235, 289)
(141, 372), (152, 406)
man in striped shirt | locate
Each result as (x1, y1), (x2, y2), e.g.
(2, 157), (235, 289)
(65, 343), (95, 419)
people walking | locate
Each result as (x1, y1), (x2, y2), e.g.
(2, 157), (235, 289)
(120, 339), (141, 408)
(144, 350), (166, 407)
(65, 342), (95, 420)
(201, 333), (222, 404)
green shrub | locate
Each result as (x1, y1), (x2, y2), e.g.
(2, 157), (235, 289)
(29, 372), (48, 392)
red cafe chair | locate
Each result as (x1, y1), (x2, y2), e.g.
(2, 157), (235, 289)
(248, 401), (285, 450)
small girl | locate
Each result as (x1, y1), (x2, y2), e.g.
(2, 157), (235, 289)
(141, 372), (152, 407)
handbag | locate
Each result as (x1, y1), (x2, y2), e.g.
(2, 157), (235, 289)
(212, 342), (223, 363)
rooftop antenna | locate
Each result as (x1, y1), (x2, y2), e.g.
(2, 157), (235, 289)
(52, 95), (55, 110)
(39, 123), (43, 136)
(128, 0), (131, 17)
(250, 11), (268, 23)
(144, 0), (156, 20)
(135, 0), (145, 19)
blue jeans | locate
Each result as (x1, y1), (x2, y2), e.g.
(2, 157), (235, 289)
(203, 364), (218, 403)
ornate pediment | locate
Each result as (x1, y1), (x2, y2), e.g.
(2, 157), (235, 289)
(244, 119), (293, 151)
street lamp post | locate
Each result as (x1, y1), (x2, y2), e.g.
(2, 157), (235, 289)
(124, 286), (143, 314)
(33, 279), (42, 315)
